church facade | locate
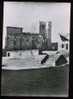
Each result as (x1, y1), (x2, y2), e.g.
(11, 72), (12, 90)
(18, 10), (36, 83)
(4, 21), (58, 57)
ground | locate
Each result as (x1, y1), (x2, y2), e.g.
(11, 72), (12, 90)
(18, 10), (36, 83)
(1, 65), (69, 96)
(1, 50), (69, 96)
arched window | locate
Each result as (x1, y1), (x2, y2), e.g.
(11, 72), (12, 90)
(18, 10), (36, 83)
(66, 43), (68, 50)
(62, 44), (64, 48)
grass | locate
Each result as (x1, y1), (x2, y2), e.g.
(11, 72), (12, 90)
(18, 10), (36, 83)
(1, 64), (69, 96)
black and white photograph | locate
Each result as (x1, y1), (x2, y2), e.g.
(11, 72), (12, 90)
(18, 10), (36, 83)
(1, 2), (71, 97)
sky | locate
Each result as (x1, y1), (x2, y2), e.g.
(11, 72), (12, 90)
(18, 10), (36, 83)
(2, 2), (71, 48)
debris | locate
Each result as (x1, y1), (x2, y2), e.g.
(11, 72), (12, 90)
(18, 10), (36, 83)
(41, 54), (49, 64)
(55, 55), (67, 66)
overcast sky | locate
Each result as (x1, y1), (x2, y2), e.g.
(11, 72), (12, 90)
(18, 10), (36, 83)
(3, 2), (71, 48)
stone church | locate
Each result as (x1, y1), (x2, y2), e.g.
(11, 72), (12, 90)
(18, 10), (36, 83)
(5, 21), (58, 51)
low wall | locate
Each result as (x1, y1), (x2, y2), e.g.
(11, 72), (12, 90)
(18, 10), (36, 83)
(7, 50), (39, 58)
